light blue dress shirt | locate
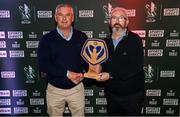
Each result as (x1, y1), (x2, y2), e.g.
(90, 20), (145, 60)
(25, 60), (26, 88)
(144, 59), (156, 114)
(112, 29), (127, 49)
(56, 26), (73, 41)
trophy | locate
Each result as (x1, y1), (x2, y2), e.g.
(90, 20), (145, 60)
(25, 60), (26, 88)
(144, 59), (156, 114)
(81, 39), (108, 79)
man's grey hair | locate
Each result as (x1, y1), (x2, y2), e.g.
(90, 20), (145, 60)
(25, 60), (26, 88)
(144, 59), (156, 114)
(55, 3), (74, 15)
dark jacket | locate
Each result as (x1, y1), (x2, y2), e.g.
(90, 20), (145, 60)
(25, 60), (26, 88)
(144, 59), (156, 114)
(102, 30), (145, 96)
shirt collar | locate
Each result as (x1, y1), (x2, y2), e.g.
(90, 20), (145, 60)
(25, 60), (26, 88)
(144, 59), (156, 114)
(56, 27), (73, 41)
(112, 29), (127, 49)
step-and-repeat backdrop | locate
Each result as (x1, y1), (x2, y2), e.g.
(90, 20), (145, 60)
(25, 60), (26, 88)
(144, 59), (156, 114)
(0, 0), (179, 116)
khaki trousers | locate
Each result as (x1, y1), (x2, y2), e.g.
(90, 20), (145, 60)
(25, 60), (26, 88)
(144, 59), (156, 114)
(46, 82), (85, 117)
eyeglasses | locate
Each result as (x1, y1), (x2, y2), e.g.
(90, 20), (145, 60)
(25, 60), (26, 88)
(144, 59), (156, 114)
(111, 16), (127, 21)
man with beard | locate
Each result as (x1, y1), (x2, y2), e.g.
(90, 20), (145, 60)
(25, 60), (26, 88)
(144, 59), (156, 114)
(97, 7), (145, 116)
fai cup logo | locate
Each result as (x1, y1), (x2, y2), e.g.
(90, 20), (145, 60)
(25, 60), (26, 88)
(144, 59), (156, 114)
(81, 39), (108, 79)
(143, 64), (155, 83)
(19, 3), (31, 24)
(24, 65), (35, 83)
(103, 3), (112, 23)
(145, 1), (157, 22)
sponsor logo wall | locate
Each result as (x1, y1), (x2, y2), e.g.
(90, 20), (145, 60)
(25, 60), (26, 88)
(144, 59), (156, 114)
(0, 0), (179, 116)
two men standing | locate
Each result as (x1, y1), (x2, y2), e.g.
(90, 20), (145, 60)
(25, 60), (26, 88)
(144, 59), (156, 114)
(38, 3), (144, 116)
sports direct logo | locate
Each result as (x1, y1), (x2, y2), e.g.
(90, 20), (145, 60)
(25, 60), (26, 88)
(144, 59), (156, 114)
(79, 10), (94, 18)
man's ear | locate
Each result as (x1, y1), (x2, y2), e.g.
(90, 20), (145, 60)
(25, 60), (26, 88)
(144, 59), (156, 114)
(54, 14), (57, 22)
(72, 14), (74, 22)
(126, 19), (129, 27)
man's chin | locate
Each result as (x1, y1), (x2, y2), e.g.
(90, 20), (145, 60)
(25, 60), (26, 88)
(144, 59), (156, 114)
(112, 27), (123, 32)
(60, 26), (71, 30)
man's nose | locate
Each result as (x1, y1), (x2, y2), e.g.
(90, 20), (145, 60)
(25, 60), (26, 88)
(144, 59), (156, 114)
(115, 19), (120, 23)
(62, 16), (67, 20)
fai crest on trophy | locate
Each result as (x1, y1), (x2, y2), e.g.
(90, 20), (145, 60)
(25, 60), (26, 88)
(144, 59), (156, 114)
(81, 39), (108, 79)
